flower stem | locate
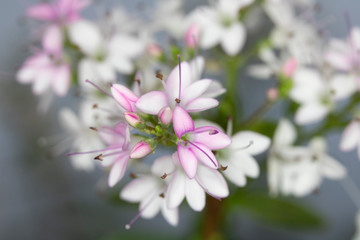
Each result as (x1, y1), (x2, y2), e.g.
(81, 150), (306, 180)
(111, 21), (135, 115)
(202, 195), (224, 240)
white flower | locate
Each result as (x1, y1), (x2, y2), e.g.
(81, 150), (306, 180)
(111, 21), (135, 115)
(268, 119), (346, 197)
(218, 131), (270, 186)
(120, 156), (178, 228)
(188, 0), (253, 56)
(290, 67), (356, 125)
(68, 20), (144, 84)
(340, 119), (360, 159)
(353, 211), (360, 240)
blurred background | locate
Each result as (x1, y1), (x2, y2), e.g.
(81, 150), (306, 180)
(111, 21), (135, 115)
(1, 0), (360, 239)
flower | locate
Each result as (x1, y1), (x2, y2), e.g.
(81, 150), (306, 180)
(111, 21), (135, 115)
(17, 25), (70, 96)
(290, 67), (356, 125)
(188, 0), (252, 56)
(173, 105), (231, 178)
(340, 119), (360, 158)
(165, 153), (229, 211)
(268, 119), (347, 197)
(26, 0), (90, 24)
(120, 156), (179, 228)
(136, 56), (222, 115)
(218, 131), (270, 186)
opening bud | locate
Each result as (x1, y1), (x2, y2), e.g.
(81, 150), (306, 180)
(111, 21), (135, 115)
(130, 141), (153, 159)
(110, 84), (138, 112)
(158, 106), (172, 125)
(281, 58), (297, 78)
(185, 23), (199, 48)
(124, 112), (141, 127)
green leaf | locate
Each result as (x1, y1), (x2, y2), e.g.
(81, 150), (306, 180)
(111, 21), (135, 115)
(226, 191), (324, 229)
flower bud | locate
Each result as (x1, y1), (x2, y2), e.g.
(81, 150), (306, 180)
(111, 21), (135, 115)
(124, 112), (141, 127)
(266, 87), (278, 101)
(111, 84), (138, 112)
(185, 23), (199, 48)
(130, 141), (152, 159)
(158, 106), (172, 125)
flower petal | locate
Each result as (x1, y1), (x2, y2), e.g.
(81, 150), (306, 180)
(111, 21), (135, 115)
(177, 144), (198, 179)
(26, 3), (56, 21)
(295, 103), (329, 125)
(290, 68), (324, 103)
(161, 203), (178, 226)
(120, 177), (158, 202)
(173, 105), (194, 138)
(190, 142), (218, 169)
(52, 65), (70, 96)
(151, 155), (175, 177)
(108, 156), (129, 187)
(196, 164), (229, 198)
(273, 119), (296, 147)
(181, 79), (213, 105)
(340, 121), (360, 151)
(221, 23), (246, 56)
(320, 156), (346, 179)
(193, 126), (231, 150)
(135, 91), (169, 114)
(166, 171), (186, 209)
(230, 131), (270, 155)
(185, 98), (219, 112)
(111, 84), (138, 112)
(42, 25), (63, 54)
(140, 194), (162, 218)
(166, 62), (192, 102)
(185, 178), (205, 211)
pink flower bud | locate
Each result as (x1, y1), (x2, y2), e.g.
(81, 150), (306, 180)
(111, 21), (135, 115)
(158, 106), (172, 125)
(124, 112), (141, 127)
(147, 43), (163, 58)
(111, 84), (138, 112)
(185, 23), (199, 48)
(130, 141), (152, 159)
(266, 87), (278, 101)
(281, 58), (297, 78)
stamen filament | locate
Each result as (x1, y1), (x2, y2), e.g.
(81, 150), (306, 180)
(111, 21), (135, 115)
(85, 79), (113, 98)
(66, 145), (121, 156)
(177, 54), (182, 101)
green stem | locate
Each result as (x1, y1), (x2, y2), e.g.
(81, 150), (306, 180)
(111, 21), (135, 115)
(241, 100), (275, 129)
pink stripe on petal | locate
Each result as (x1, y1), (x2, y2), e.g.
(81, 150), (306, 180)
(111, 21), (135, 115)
(177, 144), (198, 179)
(173, 106), (194, 138)
(189, 142), (218, 169)
(111, 84), (138, 112)
(130, 141), (152, 159)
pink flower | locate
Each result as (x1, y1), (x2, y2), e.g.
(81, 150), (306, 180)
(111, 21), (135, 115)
(26, 0), (90, 24)
(135, 56), (219, 115)
(173, 105), (231, 178)
(17, 25), (70, 96)
(111, 84), (139, 112)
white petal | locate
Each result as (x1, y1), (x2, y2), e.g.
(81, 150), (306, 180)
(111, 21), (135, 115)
(200, 21), (223, 49)
(166, 171), (186, 209)
(166, 62), (192, 102)
(109, 34), (144, 57)
(161, 202), (178, 226)
(94, 61), (116, 81)
(135, 91), (168, 115)
(140, 194), (162, 218)
(109, 55), (135, 74)
(68, 20), (102, 56)
(230, 131), (270, 155)
(247, 64), (274, 79)
(227, 152), (260, 178)
(185, 98), (218, 112)
(196, 165), (229, 198)
(120, 177), (158, 202)
(290, 68), (324, 103)
(202, 81), (226, 98)
(182, 79), (213, 106)
(320, 156), (347, 179)
(340, 121), (360, 151)
(221, 23), (246, 56)
(190, 56), (205, 81)
(295, 103), (329, 125)
(185, 178), (205, 211)
(32, 69), (52, 95)
(58, 108), (81, 132)
(329, 74), (356, 100)
(273, 119), (296, 147)
(108, 156), (129, 187)
(151, 155), (175, 177)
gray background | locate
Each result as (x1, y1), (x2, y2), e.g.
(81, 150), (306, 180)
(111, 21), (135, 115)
(0, 0), (359, 239)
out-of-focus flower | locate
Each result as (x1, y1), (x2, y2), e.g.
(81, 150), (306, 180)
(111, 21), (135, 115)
(268, 119), (346, 197)
(17, 25), (70, 96)
(26, 0), (90, 24)
(188, 0), (253, 56)
(290, 67), (356, 125)
(340, 119), (360, 159)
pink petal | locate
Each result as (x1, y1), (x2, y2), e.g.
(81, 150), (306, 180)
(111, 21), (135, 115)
(111, 84), (138, 112)
(52, 64), (70, 96)
(108, 155), (129, 187)
(177, 144), (198, 179)
(42, 25), (63, 54)
(135, 91), (168, 115)
(166, 62), (192, 102)
(185, 98), (218, 112)
(185, 23), (199, 48)
(158, 106), (173, 125)
(173, 105), (194, 138)
(26, 3), (57, 21)
(190, 142), (218, 169)
(120, 177), (158, 202)
(193, 126), (231, 150)
(124, 112), (141, 127)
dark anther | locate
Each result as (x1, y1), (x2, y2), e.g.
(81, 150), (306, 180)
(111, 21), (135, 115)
(175, 98), (181, 103)
(161, 173), (167, 179)
(159, 193), (165, 198)
(220, 165), (228, 171)
(130, 173), (137, 179)
(94, 154), (103, 161)
(89, 127), (98, 131)
(156, 71), (163, 80)
(92, 104), (98, 109)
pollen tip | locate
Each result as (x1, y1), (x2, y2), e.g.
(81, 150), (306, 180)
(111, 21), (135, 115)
(220, 165), (228, 171)
(89, 127), (98, 131)
(160, 173), (167, 179)
(130, 173), (137, 179)
(175, 98), (181, 103)
(159, 193), (165, 198)
(155, 71), (163, 80)
(92, 103), (98, 109)
(125, 224), (131, 230)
